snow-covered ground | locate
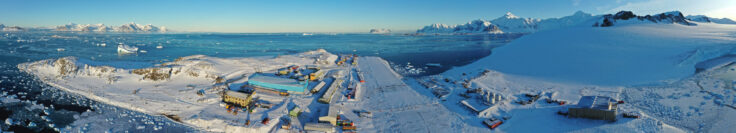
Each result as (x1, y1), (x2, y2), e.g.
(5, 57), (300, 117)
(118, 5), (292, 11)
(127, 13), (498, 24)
(13, 11), (736, 132)
(432, 20), (736, 132)
(445, 22), (736, 86)
(353, 57), (486, 132)
(17, 49), (341, 132)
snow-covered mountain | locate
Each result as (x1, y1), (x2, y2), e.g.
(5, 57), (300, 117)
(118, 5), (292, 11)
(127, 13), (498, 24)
(417, 19), (503, 34)
(369, 28), (391, 34)
(536, 11), (596, 30)
(594, 11), (694, 27)
(686, 15), (736, 24)
(417, 11), (596, 34)
(490, 12), (540, 33)
(0, 24), (24, 31)
(54, 22), (168, 32)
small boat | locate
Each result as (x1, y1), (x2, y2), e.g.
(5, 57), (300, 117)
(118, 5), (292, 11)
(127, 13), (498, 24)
(156, 45), (163, 49)
(302, 33), (313, 36)
(117, 44), (138, 54)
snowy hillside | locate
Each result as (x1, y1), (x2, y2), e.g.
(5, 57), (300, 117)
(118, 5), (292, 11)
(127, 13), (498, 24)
(447, 22), (736, 86)
(686, 15), (736, 24)
(18, 50), (338, 132)
(535, 11), (597, 31)
(54, 22), (168, 32)
(417, 11), (596, 34)
(433, 11), (736, 133)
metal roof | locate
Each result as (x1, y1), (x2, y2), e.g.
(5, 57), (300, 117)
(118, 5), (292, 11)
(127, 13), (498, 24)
(225, 90), (251, 99)
(576, 96), (617, 110)
(248, 75), (303, 87)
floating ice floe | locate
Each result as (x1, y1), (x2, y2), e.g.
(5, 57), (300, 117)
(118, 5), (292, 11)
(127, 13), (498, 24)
(117, 44), (138, 54)
(426, 63), (442, 67)
(5, 118), (13, 125)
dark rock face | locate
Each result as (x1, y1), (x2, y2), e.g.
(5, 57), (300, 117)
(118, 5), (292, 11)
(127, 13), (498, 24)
(595, 11), (695, 27)
(599, 14), (615, 27)
(613, 11), (636, 20)
(483, 25), (501, 32)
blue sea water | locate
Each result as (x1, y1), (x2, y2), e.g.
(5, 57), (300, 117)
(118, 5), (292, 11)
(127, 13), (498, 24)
(0, 32), (521, 132)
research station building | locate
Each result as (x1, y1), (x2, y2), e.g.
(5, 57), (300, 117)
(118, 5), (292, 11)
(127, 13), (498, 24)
(248, 74), (308, 94)
(568, 96), (618, 121)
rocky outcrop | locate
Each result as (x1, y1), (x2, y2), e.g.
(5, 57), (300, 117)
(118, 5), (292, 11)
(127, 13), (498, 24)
(131, 67), (172, 81)
(53, 57), (79, 77)
(595, 11), (694, 27)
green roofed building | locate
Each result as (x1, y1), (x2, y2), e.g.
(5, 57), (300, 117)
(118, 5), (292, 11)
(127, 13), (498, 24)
(248, 74), (308, 94)
(289, 107), (301, 117)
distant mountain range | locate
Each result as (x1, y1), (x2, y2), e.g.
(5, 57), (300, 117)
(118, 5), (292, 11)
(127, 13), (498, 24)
(0, 22), (168, 32)
(417, 11), (736, 34)
(0, 24), (24, 31)
(369, 29), (391, 34)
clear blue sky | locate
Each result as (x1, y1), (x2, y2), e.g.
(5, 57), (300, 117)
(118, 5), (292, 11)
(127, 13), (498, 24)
(1, 0), (734, 33)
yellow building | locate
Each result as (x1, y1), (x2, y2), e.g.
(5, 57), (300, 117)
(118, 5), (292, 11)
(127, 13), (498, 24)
(223, 90), (255, 107)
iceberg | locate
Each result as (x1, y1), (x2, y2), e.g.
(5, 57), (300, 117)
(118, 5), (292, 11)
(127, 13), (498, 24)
(117, 44), (138, 54)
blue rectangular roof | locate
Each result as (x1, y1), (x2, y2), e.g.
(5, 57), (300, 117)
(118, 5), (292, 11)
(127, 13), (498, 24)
(248, 74), (306, 93)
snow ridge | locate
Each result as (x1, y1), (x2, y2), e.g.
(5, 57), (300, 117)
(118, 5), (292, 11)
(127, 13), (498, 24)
(594, 11), (694, 27)
(686, 15), (736, 24)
